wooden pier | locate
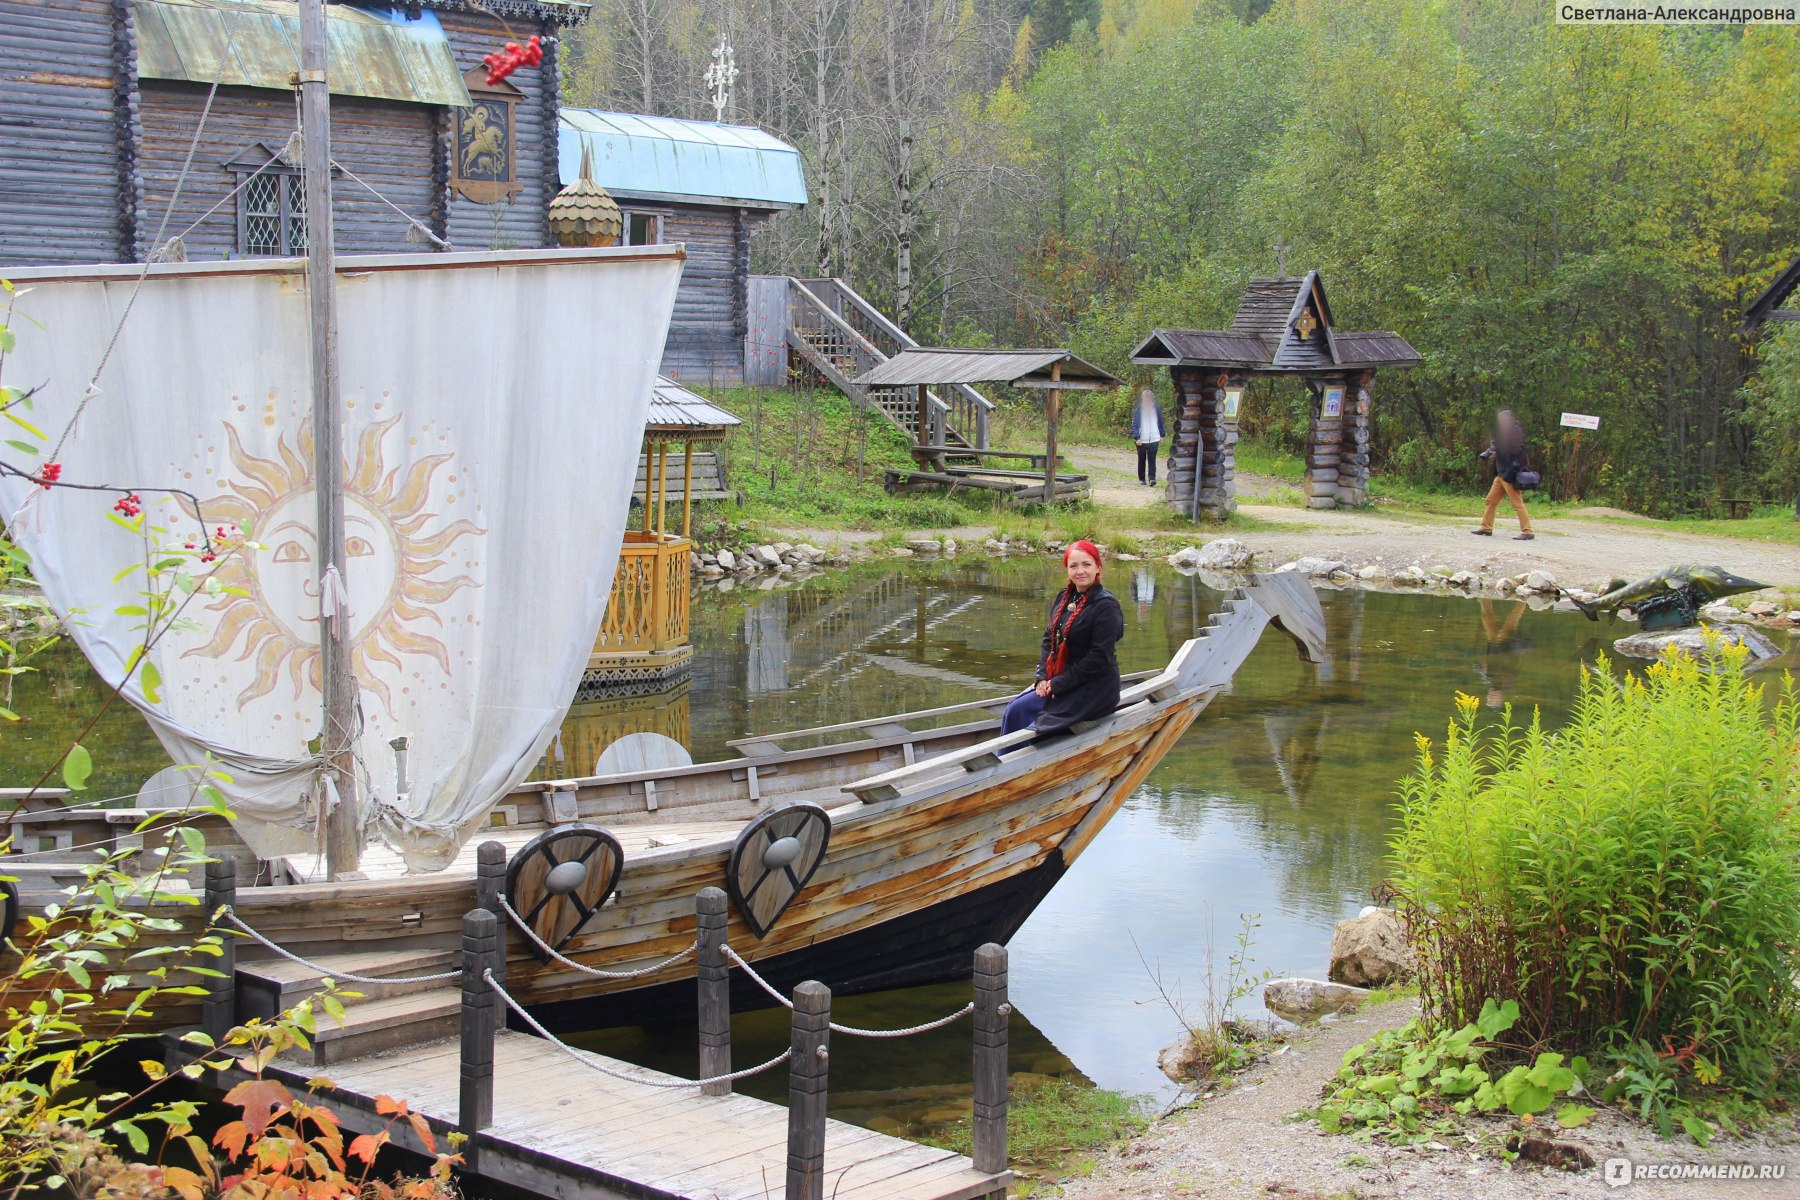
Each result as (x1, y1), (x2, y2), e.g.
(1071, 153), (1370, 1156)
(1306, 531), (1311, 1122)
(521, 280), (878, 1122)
(197, 878), (1013, 1200)
(212, 1030), (1009, 1200)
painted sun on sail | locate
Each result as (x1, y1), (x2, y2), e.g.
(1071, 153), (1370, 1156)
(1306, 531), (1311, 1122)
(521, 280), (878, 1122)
(185, 413), (485, 713)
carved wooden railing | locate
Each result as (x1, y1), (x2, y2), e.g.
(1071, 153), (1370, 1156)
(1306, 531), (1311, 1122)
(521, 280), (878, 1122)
(593, 531), (692, 655)
(785, 278), (993, 452)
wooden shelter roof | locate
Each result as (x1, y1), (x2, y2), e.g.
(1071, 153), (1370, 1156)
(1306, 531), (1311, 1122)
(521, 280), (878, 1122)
(854, 348), (1120, 390)
(644, 375), (740, 441)
(1740, 252), (1800, 335)
(1131, 270), (1420, 373)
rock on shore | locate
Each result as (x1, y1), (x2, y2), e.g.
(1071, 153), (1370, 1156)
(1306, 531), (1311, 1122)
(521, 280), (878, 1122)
(1327, 908), (1417, 988)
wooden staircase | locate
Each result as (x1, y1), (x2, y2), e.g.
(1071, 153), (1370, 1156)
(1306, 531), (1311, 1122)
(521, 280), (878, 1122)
(237, 946), (462, 1065)
(783, 277), (995, 456)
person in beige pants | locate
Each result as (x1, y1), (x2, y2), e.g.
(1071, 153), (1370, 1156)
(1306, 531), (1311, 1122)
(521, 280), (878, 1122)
(1471, 409), (1534, 540)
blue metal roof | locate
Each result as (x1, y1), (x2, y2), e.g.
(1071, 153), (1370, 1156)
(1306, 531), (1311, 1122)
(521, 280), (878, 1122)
(559, 110), (807, 209)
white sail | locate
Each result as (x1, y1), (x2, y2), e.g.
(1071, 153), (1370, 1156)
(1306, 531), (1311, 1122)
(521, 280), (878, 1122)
(0, 247), (684, 869)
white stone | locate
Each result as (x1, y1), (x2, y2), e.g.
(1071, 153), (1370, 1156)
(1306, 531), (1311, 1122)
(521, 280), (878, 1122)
(943, 538), (958, 556)
(1745, 600), (1779, 617)
(1450, 571), (1478, 589)
(714, 549), (736, 571)
(891, 547), (915, 558)
(1194, 538), (1255, 572)
(1357, 565), (1382, 580)
(1168, 546), (1201, 568)
(1293, 556), (1349, 578)
(753, 544), (782, 567)
(1786, 610), (1800, 624)
(1700, 601), (1749, 624)
(773, 541), (794, 555)
(1115, 552), (1141, 561)
(984, 539), (1006, 554)
(1263, 978), (1371, 1023)
(1523, 570), (1557, 592)
(905, 537), (943, 554)
(1328, 909), (1417, 988)
(698, 564), (724, 578)
(1614, 624), (1782, 663)
(1498, 577), (1518, 594)
(1391, 566), (1428, 586)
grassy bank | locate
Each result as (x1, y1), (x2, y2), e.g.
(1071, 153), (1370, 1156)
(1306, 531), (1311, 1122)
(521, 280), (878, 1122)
(920, 1078), (1149, 1194)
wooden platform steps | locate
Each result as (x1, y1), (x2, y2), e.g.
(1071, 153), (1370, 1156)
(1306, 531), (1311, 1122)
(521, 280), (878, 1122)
(220, 1030), (1010, 1200)
(237, 947), (462, 1064)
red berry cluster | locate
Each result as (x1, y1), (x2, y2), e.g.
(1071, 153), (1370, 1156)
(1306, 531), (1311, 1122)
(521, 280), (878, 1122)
(484, 34), (543, 85)
(36, 462), (62, 489)
(113, 493), (142, 517)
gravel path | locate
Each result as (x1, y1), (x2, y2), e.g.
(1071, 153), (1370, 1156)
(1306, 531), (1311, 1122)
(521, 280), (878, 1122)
(1054, 999), (1800, 1200)
(775, 447), (1800, 595)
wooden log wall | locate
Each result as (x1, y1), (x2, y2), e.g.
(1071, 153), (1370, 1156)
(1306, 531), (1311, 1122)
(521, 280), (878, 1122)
(1302, 372), (1372, 509)
(136, 82), (438, 259)
(655, 203), (773, 387)
(0, 0), (130, 267)
(439, 6), (556, 252)
(1166, 367), (1239, 519)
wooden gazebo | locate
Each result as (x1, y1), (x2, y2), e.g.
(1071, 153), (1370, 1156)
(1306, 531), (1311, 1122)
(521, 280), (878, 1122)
(1131, 271), (1421, 518)
(854, 348), (1120, 505)
(585, 378), (740, 694)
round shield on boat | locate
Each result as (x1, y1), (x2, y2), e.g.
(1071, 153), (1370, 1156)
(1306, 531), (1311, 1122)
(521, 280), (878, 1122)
(504, 825), (623, 961)
(726, 803), (831, 939)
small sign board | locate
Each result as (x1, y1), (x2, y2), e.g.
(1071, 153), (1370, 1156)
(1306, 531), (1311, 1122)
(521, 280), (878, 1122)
(1560, 412), (1600, 430)
(1222, 388), (1242, 420)
(1321, 387), (1344, 418)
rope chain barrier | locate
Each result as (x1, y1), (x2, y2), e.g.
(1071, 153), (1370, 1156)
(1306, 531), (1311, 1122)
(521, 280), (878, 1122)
(486, 970), (792, 1088)
(498, 896), (697, 980)
(222, 908), (462, 985)
(721, 945), (974, 1038)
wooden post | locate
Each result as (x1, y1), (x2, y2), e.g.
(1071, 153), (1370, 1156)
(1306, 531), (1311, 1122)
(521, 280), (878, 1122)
(299, 0), (360, 879)
(786, 981), (830, 1200)
(656, 440), (669, 536)
(972, 943), (1010, 1176)
(202, 858), (237, 1042)
(681, 437), (695, 538)
(696, 888), (731, 1095)
(1042, 396), (1061, 507)
(915, 383), (928, 449)
(459, 908), (500, 1154)
(475, 840), (508, 972)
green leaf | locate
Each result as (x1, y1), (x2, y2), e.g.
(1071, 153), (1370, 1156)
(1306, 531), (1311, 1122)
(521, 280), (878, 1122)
(111, 1120), (149, 1155)
(4, 408), (42, 437)
(1475, 998), (1518, 1039)
(1555, 1103), (1596, 1128)
(141, 659), (162, 704)
(1504, 1082), (1554, 1116)
(1680, 1114), (1711, 1146)
(4, 439), (38, 455)
(62, 743), (93, 791)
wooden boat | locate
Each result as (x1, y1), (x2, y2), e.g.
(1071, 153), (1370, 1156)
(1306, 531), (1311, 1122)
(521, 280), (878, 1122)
(2, 571), (1324, 1060)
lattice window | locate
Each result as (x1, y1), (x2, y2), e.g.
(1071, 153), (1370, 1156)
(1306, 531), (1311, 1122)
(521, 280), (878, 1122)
(235, 166), (308, 256)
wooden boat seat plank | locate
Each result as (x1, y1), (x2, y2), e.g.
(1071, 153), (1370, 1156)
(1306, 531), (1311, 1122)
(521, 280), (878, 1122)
(844, 728), (1037, 802)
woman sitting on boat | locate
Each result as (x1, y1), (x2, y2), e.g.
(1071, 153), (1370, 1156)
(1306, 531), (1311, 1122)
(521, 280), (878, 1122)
(1000, 540), (1125, 737)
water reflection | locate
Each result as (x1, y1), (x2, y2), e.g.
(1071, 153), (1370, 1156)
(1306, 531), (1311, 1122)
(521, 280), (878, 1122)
(7, 561), (1797, 1113)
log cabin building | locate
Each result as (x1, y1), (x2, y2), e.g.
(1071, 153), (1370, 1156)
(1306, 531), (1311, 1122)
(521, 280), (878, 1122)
(0, 0), (806, 384)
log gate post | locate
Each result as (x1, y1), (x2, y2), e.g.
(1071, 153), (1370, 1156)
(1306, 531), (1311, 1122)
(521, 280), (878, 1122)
(696, 887), (732, 1096)
(202, 858), (237, 1042)
(786, 980), (831, 1200)
(459, 908), (501, 1159)
(972, 942), (1010, 1176)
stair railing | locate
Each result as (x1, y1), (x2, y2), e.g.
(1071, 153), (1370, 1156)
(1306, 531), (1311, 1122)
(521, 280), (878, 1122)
(795, 279), (993, 451)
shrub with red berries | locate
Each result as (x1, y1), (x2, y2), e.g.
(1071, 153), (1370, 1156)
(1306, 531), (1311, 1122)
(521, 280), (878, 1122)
(37, 462), (61, 489)
(113, 493), (142, 517)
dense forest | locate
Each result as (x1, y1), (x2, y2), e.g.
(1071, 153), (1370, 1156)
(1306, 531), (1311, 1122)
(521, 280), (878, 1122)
(563, 1), (1800, 515)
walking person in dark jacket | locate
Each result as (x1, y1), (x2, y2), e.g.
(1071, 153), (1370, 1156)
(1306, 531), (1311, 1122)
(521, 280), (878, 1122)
(1000, 540), (1125, 736)
(1130, 388), (1166, 486)
(1471, 408), (1534, 540)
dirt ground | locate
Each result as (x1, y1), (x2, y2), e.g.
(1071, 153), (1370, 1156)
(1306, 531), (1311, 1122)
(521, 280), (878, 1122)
(1053, 998), (1800, 1200)
(783, 446), (1800, 596)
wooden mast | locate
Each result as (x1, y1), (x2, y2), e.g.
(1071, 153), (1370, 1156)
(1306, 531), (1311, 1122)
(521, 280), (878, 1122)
(298, 0), (360, 877)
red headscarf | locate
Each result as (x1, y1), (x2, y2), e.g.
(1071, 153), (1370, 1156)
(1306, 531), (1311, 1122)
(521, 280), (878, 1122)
(1046, 540), (1103, 678)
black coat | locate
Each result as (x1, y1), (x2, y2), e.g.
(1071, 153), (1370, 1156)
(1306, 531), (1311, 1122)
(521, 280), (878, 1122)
(1032, 583), (1125, 734)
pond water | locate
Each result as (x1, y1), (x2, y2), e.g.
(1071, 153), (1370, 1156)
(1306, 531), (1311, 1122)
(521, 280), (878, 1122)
(6, 562), (1796, 1137)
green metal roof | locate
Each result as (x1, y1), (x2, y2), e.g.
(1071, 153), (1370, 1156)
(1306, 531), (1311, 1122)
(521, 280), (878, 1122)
(134, 0), (471, 107)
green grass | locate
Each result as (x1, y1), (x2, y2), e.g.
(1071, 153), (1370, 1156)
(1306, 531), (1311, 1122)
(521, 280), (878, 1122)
(703, 387), (1005, 531)
(1234, 436), (1306, 482)
(919, 1077), (1150, 1180)
(1565, 508), (1800, 548)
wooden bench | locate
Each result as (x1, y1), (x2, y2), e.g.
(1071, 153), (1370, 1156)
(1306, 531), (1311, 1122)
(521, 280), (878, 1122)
(634, 450), (735, 503)
(1719, 497), (1757, 519)
(909, 446), (1056, 471)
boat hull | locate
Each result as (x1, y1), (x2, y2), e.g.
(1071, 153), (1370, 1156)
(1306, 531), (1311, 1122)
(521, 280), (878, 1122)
(526, 848), (1068, 1032)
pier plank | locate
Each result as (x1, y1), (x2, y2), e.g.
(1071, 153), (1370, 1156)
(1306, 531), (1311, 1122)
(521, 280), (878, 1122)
(259, 1029), (1007, 1200)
